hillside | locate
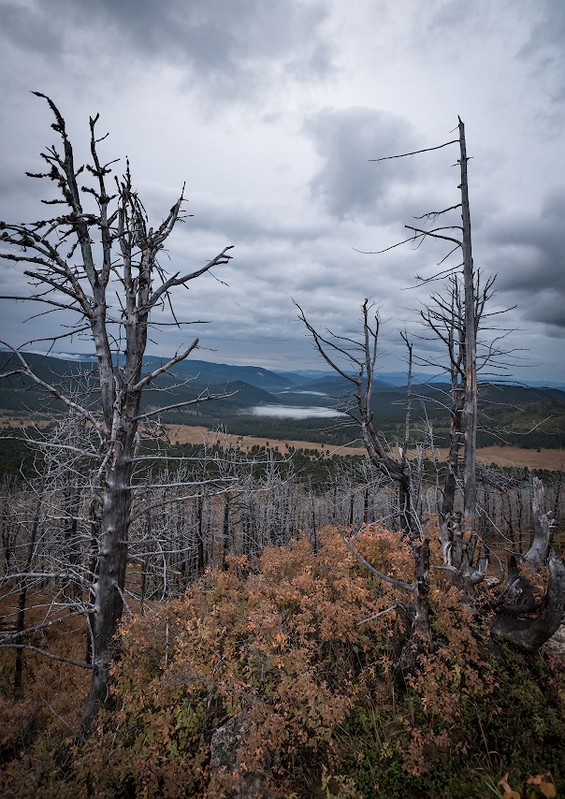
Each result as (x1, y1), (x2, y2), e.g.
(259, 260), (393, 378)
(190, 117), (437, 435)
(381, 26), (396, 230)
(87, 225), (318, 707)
(1, 350), (565, 449)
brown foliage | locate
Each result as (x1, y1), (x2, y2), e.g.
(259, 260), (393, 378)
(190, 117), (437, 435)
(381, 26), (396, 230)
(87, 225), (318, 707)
(69, 527), (399, 797)
(0, 524), (562, 798)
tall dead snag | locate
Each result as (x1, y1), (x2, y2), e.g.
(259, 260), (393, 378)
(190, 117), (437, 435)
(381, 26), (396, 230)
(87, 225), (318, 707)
(296, 300), (432, 643)
(0, 94), (233, 731)
(458, 119), (478, 535)
(371, 119), (478, 559)
(371, 120), (564, 647)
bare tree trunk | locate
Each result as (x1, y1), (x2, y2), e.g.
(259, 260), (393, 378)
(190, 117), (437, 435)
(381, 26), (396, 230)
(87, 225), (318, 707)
(14, 485), (43, 697)
(0, 94), (233, 732)
(442, 375), (465, 521)
(222, 493), (231, 569)
(1, 476), (17, 575)
(459, 118), (478, 535)
(413, 538), (432, 642)
(525, 476), (555, 569)
(82, 456), (134, 731)
(196, 494), (206, 578)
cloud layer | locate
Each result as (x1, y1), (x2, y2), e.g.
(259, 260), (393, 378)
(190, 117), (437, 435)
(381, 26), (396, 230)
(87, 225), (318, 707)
(0, 0), (563, 381)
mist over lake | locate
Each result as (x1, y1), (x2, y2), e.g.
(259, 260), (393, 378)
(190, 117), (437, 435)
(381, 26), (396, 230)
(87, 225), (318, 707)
(248, 405), (346, 420)
(277, 390), (328, 397)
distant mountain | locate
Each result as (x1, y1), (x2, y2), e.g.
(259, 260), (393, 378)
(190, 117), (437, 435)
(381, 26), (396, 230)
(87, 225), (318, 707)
(1, 350), (564, 449)
(276, 369), (336, 384)
(140, 356), (295, 393)
(0, 351), (286, 415)
(514, 379), (565, 392)
(3, 347), (563, 392)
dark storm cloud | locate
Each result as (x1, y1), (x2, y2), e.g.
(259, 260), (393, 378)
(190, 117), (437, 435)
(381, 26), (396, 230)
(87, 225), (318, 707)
(486, 187), (565, 328)
(0, 0), (334, 102)
(519, 0), (565, 102)
(305, 107), (419, 220)
(0, 1), (63, 55)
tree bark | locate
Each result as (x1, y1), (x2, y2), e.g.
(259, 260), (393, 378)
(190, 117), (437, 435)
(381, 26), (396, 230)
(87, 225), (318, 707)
(492, 554), (565, 652)
(524, 476), (555, 569)
(459, 118), (478, 535)
(0, 95), (232, 732)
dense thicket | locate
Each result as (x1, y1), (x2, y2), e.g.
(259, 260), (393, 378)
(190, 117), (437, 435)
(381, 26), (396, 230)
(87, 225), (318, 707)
(1, 527), (562, 798)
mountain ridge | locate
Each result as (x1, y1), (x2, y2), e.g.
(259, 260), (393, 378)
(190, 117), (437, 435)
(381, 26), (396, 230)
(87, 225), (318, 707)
(2, 347), (564, 393)
(1, 350), (565, 451)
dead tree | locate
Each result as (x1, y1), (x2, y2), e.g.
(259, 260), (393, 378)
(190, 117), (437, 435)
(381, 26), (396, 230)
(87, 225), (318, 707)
(418, 272), (501, 592)
(370, 120), (564, 645)
(296, 299), (432, 642)
(298, 118), (563, 652)
(0, 416), (97, 688)
(369, 119), (477, 536)
(0, 94), (233, 731)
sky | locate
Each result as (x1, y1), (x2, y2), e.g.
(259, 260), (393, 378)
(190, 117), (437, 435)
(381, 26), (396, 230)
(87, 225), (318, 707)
(0, 0), (564, 383)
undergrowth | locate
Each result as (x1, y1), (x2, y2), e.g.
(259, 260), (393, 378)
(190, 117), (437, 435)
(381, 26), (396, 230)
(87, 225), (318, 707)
(0, 525), (563, 798)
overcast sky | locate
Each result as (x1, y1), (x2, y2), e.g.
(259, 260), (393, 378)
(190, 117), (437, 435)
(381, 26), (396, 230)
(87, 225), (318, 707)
(0, 0), (563, 382)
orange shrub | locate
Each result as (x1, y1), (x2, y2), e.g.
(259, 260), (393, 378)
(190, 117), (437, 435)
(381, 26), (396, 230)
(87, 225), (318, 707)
(71, 527), (404, 797)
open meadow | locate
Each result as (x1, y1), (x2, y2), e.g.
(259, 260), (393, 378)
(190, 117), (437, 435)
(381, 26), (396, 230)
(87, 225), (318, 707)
(164, 422), (565, 470)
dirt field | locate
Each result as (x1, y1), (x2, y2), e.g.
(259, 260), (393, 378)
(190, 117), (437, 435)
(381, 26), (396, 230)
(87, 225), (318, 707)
(164, 423), (565, 471)
(2, 415), (562, 471)
(163, 423), (366, 456)
(0, 415), (51, 430)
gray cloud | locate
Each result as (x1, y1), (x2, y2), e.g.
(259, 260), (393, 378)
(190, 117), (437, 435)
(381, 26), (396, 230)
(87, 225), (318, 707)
(0, 0), (334, 105)
(305, 107), (419, 220)
(0, 1), (563, 381)
(1, 1), (63, 55)
(183, 192), (328, 246)
(485, 187), (565, 328)
(519, 0), (565, 91)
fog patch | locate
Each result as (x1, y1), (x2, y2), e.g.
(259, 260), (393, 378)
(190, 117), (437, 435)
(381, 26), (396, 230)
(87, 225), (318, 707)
(247, 405), (345, 419)
(277, 390), (328, 397)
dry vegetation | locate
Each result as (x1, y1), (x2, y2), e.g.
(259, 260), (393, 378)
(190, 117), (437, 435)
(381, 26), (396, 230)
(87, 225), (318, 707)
(1, 526), (563, 798)
(2, 415), (563, 470)
(164, 423), (565, 470)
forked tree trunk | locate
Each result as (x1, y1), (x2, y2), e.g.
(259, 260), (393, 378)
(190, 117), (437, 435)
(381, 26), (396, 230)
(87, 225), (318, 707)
(0, 94), (233, 734)
(492, 478), (564, 652)
(492, 555), (565, 652)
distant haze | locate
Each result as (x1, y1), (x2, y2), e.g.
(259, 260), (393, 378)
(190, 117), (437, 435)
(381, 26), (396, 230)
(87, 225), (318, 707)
(248, 405), (346, 420)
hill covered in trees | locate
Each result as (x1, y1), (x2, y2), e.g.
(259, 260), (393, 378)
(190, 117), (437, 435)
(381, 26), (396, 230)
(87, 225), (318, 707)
(2, 350), (564, 451)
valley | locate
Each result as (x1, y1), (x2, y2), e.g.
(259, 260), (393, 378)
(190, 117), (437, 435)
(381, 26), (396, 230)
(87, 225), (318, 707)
(1, 349), (565, 475)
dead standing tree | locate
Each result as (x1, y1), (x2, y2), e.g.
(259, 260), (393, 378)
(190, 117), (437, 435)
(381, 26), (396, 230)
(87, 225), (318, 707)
(300, 119), (564, 652)
(296, 299), (432, 643)
(0, 94), (233, 730)
(419, 270), (500, 591)
(370, 119), (565, 645)
(370, 118), (478, 539)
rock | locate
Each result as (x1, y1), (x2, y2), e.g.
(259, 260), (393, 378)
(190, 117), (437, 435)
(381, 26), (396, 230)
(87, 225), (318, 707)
(209, 715), (268, 799)
(543, 624), (565, 657)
